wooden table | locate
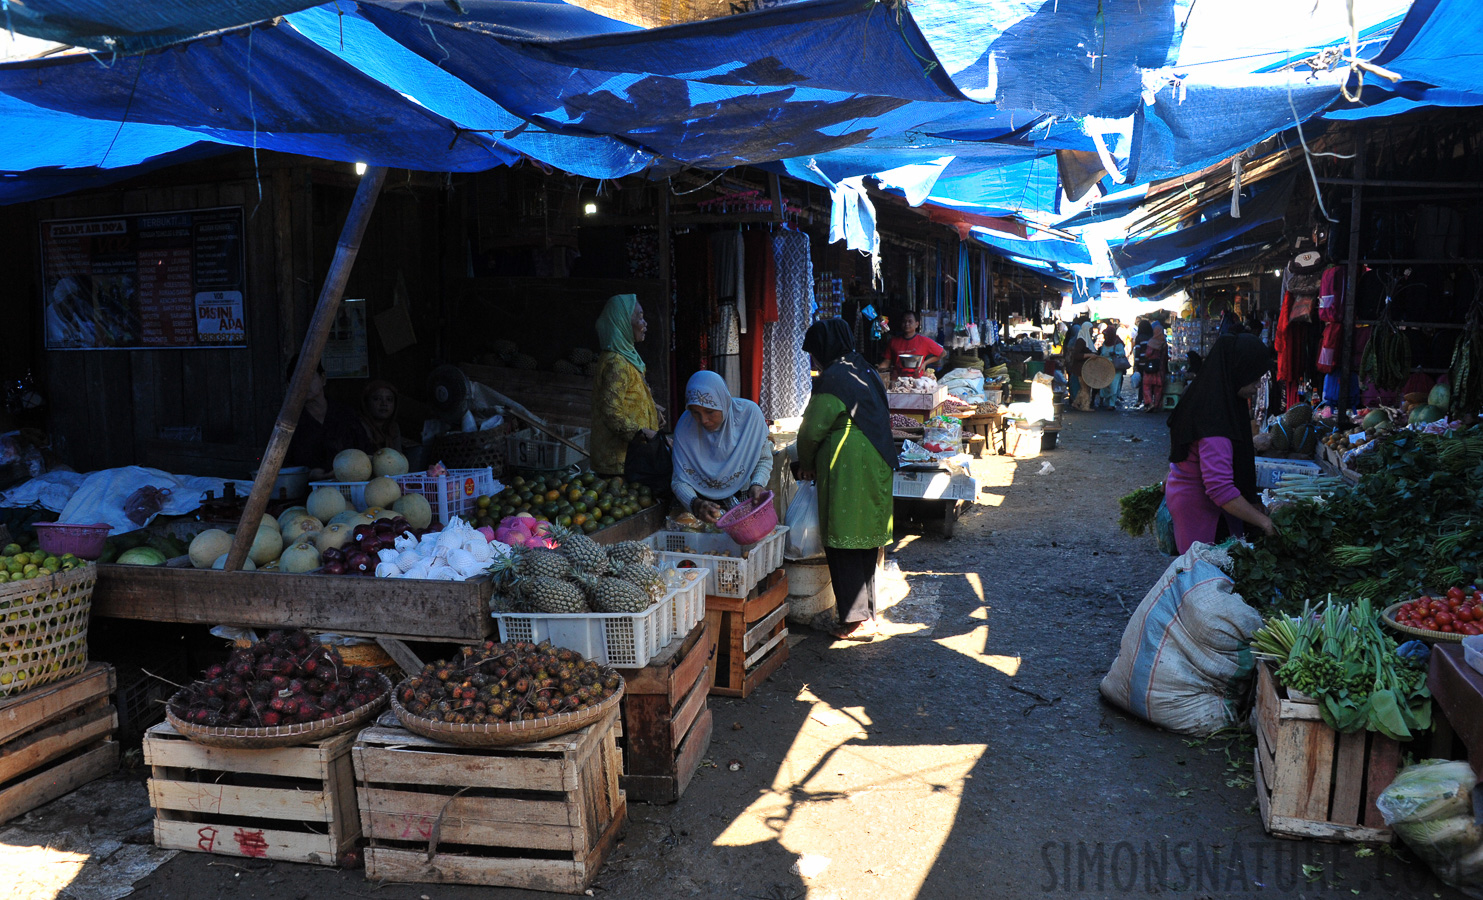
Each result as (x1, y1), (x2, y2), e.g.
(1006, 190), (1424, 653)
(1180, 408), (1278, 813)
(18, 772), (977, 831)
(1427, 644), (1483, 764)
(960, 412), (1007, 456)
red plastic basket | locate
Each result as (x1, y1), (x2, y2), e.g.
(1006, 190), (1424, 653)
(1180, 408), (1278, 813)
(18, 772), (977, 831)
(716, 491), (778, 546)
(32, 522), (112, 560)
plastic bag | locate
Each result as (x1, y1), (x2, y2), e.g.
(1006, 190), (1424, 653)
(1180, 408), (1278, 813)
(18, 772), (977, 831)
(784, 483), (824, 560)
(1154, 499), (1178, 555)
(1376, 759), (1483, 895)
(122, 485), (171, 526)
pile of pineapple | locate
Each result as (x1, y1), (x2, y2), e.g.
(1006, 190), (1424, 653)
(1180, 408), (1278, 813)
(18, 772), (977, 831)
(493, 527), (666, 615)
(485, 340), (600, 378)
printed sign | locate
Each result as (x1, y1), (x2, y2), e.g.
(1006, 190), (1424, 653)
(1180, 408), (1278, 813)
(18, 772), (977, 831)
(40, 207), (247, 349)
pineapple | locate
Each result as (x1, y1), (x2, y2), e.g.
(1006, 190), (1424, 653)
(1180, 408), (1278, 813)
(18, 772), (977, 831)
(517, 575), (589, 614)
(493, 339), (519, 359)
(577, 572), (652, 613)
(553, 359), (581, 376)
(583, 362), (600, 378)
(614, 562), (665, 601)
(607, 540), (655, 569)
(513, 354), (538, 370)
(491, 546), (573, 590)
(552, 526), (610, 576)
(570, 347), (597, 366)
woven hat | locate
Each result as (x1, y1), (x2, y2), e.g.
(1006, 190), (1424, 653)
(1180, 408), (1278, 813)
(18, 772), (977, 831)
(1081, 355), (1115, 389)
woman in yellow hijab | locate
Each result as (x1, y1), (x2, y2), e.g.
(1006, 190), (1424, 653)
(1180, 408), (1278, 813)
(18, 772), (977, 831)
(591, 294), (661, 475)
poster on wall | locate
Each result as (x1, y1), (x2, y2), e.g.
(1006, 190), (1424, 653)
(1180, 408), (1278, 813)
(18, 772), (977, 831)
(323, 299), (370, 379)
(39, 207), (246, 350)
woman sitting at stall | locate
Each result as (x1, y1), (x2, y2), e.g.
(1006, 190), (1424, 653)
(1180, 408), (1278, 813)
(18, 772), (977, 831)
(1165, 333), (1277, 553)
(283, 355), (372, 477)
(799, 320), (894, 642)
(670, 371), (772, 524)
(359, 379), (407, 453)
(591, 294), (661, 478)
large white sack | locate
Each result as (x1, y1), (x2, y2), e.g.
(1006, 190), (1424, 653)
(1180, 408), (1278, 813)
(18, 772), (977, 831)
(1100, 542), (1264, 735)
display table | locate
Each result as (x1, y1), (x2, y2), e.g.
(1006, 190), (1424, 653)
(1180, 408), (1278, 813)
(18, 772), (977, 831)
(892, 461), (976, 538)
(1427, 644), (1483, 765)
(961, 412), (1007, 456)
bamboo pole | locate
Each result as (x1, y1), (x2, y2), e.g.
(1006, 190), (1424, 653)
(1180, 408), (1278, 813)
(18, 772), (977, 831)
(223, 166), (388, 571)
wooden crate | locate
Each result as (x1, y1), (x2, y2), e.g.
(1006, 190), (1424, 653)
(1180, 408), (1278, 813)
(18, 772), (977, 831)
(144, 722), (360, 866)
(615, 619), (715, 804)
(353, 709), (626, 893)
(0, 662), (118, 824)
(1253, 661), (1400, 843)
(706, 569), (789, 699)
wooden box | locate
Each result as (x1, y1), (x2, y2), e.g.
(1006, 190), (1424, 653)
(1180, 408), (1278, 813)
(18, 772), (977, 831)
(1253, 661), (1399, 843)
(144, 722), (360, 865)
(353, 710), (626, 893)
(0, 663), (118, 824)
(706, 569), (789, 699)
(615, 620), (715, 804)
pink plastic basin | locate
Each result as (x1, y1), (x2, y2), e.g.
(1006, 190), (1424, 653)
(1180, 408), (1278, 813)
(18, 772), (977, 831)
(32, 522), (111, 560)
(716, 492), (777, 546)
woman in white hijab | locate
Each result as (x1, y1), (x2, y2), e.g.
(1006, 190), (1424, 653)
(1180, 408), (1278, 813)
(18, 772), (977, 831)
(671, 370), (773, 524)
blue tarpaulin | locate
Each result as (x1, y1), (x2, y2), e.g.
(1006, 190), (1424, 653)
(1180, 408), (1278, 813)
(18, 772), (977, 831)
(971, 227), (1091, 266)
(1372, 0), (1483, 95)
(0, 0), (320, 53)
(1111, 171), (1296, 278)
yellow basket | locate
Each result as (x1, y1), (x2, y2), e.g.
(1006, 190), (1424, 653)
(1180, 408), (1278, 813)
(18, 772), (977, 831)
(0, 565), (97, 697)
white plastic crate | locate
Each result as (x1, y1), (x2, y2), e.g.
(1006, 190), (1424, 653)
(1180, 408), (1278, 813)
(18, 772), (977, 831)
(392, 467), (499, 524)
(1254, 458), (1322, 490)
(662, 568), (709, 637)
(645, 527), (788, 599)
(506, 426), (590, 470)
(492, 595), (672, 668)
(892, 470), (978, 501)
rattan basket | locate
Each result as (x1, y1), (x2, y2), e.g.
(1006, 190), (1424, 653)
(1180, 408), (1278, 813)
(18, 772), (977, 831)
(165, 672), (391, 749)
(0, 564), (96, 698)
(429, 422), (513, 472)
(389, 676), (623, 747)
(1382, 602), (1467, 644)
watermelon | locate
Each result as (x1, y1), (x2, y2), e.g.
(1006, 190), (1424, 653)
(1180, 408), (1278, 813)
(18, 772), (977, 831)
(1409, 404), (1445, 425)
(1428, 382), (1452, 412)
(116, 547), (167, 566)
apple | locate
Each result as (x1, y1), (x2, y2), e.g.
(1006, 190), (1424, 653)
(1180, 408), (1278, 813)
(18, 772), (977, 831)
(322, 561), (347, 576)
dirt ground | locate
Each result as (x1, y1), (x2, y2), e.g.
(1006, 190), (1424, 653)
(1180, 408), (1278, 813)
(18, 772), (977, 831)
(9, 404), (1471, 900)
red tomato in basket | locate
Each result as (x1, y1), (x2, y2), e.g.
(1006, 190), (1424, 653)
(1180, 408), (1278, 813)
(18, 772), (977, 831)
(1447, 586), (1465, 602)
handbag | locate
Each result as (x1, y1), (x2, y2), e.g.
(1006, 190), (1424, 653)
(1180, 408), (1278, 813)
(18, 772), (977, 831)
(623, 431), (673, 496)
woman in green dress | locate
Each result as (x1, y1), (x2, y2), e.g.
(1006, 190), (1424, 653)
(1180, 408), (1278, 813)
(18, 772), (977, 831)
(798, 319), (895, 641)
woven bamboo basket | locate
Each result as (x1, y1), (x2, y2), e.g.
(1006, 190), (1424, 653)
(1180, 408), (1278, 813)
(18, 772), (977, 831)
(0, 564), (96, 698)
(389, 676), (623, 747)
(165, 672), (391, 749)
(1382, 602), (1467, 643)
(429, 421), (513, 472)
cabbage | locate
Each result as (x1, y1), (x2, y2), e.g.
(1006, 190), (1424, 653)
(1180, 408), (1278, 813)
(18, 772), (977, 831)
(1394, 815), (1483, 863)
(1377, 759), (1478, 824)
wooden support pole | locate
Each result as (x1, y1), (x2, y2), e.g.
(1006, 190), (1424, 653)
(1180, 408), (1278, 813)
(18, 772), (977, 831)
(224, 166), (388, 571)
(1337, 134), (1365, 417)
(657, 186), (674, 417)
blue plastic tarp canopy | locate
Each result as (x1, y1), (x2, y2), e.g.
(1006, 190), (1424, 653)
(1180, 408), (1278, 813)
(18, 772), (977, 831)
(0, 18), (521, 174)
(0, 0), (321, 53)
(971, 227), (1090, 266)
(907, 0), (1190, 117)
(1372, 0), (1483, 94)
(358, 0), (968, 168)
(1111, 171), (1296, 277)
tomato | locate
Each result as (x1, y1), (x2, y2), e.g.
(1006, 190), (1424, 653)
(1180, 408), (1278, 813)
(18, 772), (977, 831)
(1447, 586), (1465, 602)
(1459, 607), (1476, 623)
(1442, 624), (1457, 633)
(1436, 612), (1455, 627)
(1423, 617), (1439, 630)
(1463, 623), (1481, 636)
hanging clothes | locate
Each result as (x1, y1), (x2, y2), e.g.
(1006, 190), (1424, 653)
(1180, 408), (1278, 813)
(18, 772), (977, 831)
(711, 301), (742, 399)
(762, 229), (814, 420)
(738, 229), (777, 404)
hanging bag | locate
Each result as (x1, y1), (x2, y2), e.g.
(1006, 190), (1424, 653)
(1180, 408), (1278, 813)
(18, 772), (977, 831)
(783, 482), (824, 560)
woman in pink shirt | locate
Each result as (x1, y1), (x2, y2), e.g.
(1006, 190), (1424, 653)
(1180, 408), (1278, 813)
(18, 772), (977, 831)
(1165, 334), (1277, 553)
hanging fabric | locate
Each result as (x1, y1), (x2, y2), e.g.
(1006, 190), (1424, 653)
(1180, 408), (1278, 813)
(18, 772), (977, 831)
(955, 241), (972, 331)
(934, 241), (944, 311)
(739, 229), (776, 403)
(761, 230), (814, 419)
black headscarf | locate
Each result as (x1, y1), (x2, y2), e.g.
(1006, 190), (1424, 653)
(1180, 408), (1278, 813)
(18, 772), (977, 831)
(803, 319), (895, 467)
(1167, 333), (1273, 502)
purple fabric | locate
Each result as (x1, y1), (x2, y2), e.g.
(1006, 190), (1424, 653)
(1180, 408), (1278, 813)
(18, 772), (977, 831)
(1165, 436), (1244, 553)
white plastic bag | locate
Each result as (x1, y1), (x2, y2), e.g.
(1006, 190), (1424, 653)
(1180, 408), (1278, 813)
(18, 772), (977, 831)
(784, 483), (824, 560)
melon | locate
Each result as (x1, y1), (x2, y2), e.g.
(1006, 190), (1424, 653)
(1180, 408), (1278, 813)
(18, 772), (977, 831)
(117, 547), (167, 566)
(279, 541), (322, 574)
(277, 506), (311, 532)
(1361, 409), (1389, 429)
(248, 523), (284, 566)
(1429, 382), (1452, 412)
(392, 493), (433, 529)
(212, 553), (256, 571)
(307, 486), (348, 523)
(333, 448), (373, 483)
(315, 523), (355, 553)
(1410, 404), (1445, 425)
(260, 513), (279, 533)
(364, 476), (402, 510)
(372, 447), (409, 478)
(189, 529), (233, 569)
(327, 510), (361, 528)
(281, 515), (323, 544)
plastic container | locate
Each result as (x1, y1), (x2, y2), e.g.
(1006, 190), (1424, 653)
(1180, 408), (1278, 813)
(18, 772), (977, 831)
(1254, 458), (1322, 490)
(506, 426), (590, 471)
(392, 467), (499, 524)
(492, 594), (672, 668)
(1465, 634), (1483, 676)
(645, 527), (788, 599)
(665, 569), (709, 637)
(716, 491), (778, 545)
(32, 522), (112, 560)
